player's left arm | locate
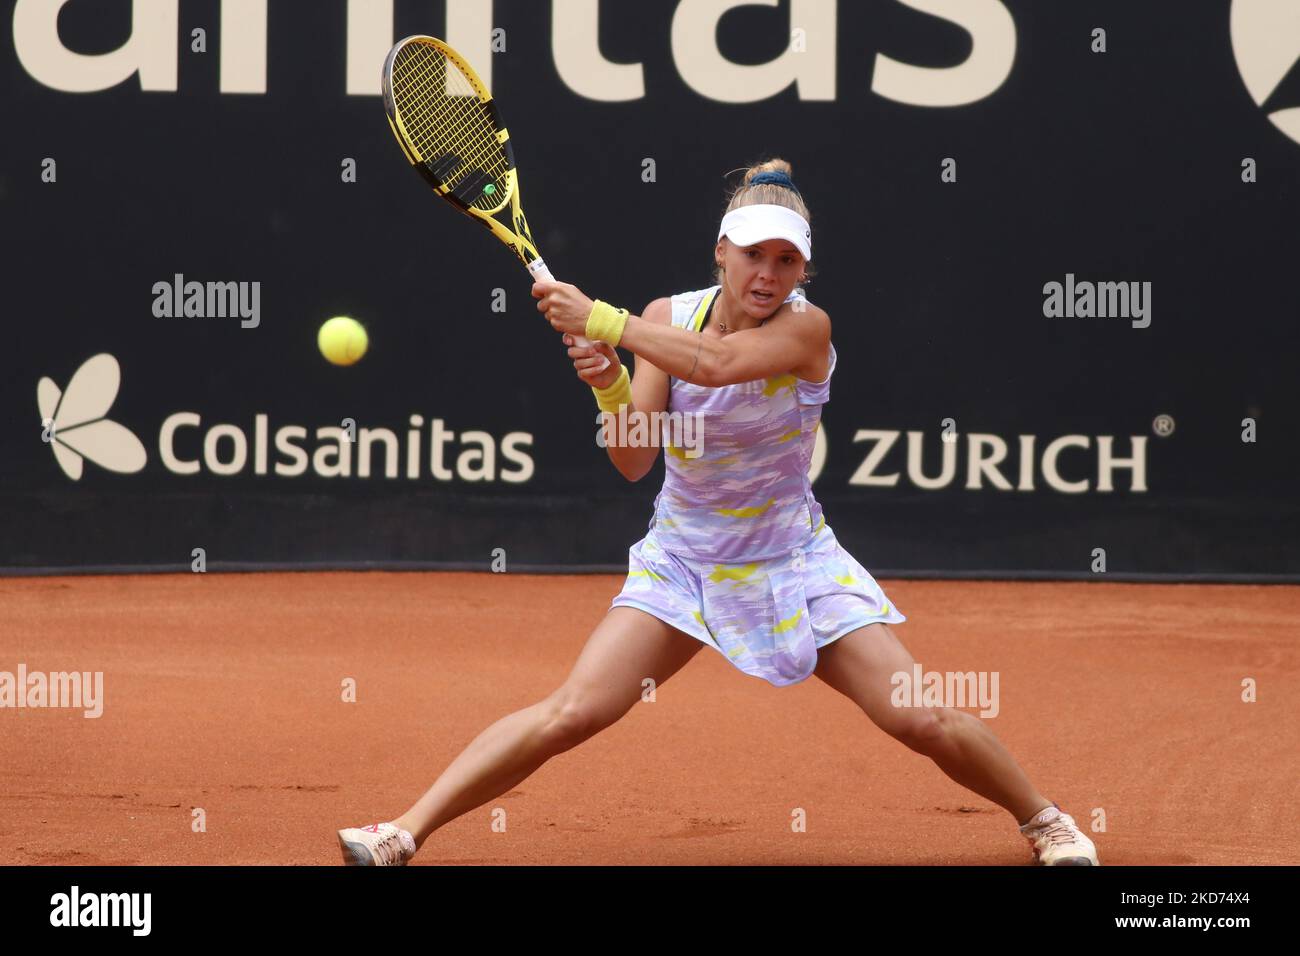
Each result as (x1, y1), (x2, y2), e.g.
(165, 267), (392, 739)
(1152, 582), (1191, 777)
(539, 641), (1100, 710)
(705, 303), (830, 387)
(536, 283), (829, 387)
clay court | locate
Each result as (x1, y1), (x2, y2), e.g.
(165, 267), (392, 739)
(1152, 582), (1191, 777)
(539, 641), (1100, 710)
(3, 572), (1295, 866)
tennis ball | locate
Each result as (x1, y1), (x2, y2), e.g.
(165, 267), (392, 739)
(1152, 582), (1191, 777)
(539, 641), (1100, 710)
(318, 316), (368, 366)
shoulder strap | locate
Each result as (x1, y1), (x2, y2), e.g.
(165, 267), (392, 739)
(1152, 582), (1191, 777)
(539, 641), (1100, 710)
(687, 287), (720, 332)
(668, 287), (719, 388)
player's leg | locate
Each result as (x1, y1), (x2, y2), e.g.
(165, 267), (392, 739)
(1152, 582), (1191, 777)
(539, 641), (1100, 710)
(391, 606), (702, 848)
(813, 623), (1051, 826)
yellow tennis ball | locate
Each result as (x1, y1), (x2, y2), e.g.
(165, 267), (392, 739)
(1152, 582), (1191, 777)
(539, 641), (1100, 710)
(318, 316), (368, 366)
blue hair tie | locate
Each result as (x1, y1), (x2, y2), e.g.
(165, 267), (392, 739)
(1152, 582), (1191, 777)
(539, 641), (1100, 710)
(749, 170), (800, 193)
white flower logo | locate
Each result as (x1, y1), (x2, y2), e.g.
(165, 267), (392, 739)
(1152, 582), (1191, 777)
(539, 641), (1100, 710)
(38, 353), (147, 480)
(1231, 1), (1300, 145)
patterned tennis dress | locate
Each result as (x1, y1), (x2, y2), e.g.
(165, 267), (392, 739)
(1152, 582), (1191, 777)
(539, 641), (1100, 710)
(609, 285), (905, 686)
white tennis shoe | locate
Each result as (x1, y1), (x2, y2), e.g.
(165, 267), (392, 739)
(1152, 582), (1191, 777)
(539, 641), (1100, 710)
(337, 822), (417, 866)
(1019, 804), (1100, 866)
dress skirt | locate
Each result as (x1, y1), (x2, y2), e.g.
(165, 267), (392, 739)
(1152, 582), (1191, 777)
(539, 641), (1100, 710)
(609, 521), (905, 687)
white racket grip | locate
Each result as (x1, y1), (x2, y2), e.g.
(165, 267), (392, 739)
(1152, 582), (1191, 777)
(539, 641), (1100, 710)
(528, 257), (611, 373)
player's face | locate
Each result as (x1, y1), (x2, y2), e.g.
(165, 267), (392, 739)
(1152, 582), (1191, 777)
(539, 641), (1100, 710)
(717, 238), (805, 317)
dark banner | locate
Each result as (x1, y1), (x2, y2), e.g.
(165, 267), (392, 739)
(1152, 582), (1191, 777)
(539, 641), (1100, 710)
(2, 0), (1296, 579)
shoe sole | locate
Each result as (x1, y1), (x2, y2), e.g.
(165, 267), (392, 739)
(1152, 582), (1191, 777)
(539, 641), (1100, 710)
(337, 831), (376, 866)
(1048, 856), (1097, 866)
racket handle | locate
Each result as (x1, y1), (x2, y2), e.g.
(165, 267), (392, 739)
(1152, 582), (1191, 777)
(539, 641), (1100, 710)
(528, 257), (611, 373)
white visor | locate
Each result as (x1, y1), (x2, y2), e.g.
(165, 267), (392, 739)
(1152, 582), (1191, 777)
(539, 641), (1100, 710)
(717, 204), (812, 262)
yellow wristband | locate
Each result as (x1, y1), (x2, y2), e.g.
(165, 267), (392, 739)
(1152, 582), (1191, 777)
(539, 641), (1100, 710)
(592, 364), (632, 414)
(586, 300), (629, 347)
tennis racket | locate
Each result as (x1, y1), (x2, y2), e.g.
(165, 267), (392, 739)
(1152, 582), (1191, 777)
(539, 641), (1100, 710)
(381, 35), (608, 370)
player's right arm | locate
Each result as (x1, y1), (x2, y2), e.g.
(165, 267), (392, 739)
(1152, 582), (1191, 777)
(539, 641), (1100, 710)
(566, 298), (672, 482)
(617, 298), (673, 482)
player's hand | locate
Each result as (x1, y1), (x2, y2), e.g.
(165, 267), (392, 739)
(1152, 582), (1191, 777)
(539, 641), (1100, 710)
(532, 281), (595, 337)
(563, 334), (622, 389)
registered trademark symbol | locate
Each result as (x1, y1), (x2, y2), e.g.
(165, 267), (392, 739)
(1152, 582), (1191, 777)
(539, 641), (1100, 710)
(1152, 414), (1175, 437)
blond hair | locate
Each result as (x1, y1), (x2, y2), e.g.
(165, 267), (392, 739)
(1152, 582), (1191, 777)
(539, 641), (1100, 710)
(714, 158), (816, 286)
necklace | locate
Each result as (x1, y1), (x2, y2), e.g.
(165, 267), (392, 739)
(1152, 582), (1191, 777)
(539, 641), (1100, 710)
(703, 289), (723, 333)
(712, 291), (743, 335)
(707, 289), (761, 335)
(717, 316), (765, 335)
(712, 317), (759, 335)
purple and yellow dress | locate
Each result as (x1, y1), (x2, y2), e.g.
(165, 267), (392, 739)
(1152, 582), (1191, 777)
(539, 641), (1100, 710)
(609, 285), (905, 687)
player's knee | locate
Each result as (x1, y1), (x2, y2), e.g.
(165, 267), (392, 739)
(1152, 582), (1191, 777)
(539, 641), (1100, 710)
(891, 708), (949, 754)
(541, 688), (615, 750)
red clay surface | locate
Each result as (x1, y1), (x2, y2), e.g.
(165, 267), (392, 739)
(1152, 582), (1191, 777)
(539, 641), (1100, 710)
(2, 572), (1296, 865)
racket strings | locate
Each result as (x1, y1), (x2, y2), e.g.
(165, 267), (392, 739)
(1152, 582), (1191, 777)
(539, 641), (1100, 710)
(400, 65), (502, 206)
(398, 54), (482, 144)
(390, 44), (509, 211)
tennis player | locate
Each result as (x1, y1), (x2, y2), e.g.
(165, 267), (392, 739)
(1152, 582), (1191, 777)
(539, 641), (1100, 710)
(337, 160), (1099, 867)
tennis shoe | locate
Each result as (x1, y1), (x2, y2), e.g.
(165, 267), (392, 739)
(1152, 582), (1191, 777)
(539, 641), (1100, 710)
(1019, 803), (1100, 866)
(337, 822), (417, 866)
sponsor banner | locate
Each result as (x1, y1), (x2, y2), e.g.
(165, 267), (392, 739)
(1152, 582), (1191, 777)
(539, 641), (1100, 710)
(1, 1), (1295, 578)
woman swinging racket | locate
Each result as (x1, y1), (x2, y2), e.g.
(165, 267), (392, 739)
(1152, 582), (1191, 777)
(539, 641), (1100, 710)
(336, 159), (1099, 867)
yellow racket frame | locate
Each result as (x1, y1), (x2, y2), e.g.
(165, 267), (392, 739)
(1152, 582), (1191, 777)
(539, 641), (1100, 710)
(382, 35), (549, 279)
(381, 34), (605, 364)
